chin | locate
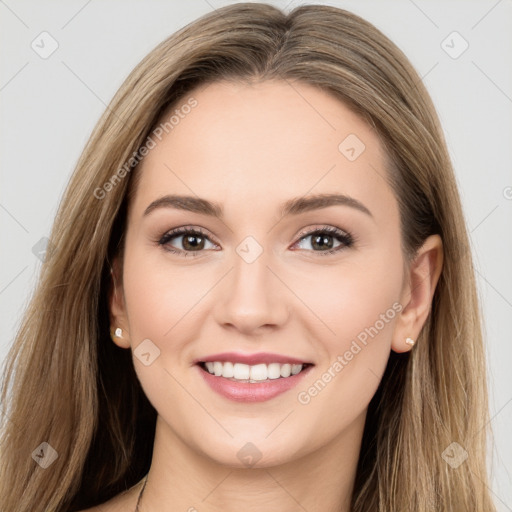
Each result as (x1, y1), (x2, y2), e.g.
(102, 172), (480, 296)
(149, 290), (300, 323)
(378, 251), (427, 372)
(195, 435), (306, 470)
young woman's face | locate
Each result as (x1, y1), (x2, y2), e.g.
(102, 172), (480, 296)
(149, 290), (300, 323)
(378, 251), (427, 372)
(112, 79), (412, 468)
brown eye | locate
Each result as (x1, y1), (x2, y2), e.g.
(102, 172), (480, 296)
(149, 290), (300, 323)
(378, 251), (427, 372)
(181, 233), (206, 251)
(294, 227), (353, 255)
(310, 233), (335, 250)
(158, 228), (217, 256)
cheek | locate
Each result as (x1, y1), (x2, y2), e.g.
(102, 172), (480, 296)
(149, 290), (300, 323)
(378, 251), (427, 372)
(120, 247), (211, 420)
(122, 247), (213, 341)
(289, 250), (403, 426)
(288, 249), (403, 349)
(117, 230), (405, 464)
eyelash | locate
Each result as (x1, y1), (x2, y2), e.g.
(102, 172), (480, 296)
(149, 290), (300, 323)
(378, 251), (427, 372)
(157, 225), (354, 257)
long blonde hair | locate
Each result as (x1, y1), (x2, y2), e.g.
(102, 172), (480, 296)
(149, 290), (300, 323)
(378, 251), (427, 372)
(0, 3), (495, 510)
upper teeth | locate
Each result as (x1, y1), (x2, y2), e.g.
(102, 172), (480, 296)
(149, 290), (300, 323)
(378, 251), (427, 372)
(204, 361), (305, 381)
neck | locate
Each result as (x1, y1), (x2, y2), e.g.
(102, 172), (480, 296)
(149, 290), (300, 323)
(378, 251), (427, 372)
(139, 413), (365, 512)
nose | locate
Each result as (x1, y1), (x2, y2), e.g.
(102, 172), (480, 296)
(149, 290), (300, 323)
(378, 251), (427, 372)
(213, 248), (290, 335)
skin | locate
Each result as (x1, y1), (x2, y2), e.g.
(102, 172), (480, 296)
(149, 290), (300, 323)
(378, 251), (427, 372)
(91, 80), (442, 512)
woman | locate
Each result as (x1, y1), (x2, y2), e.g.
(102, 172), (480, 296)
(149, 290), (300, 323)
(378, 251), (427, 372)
(0, 3), (496, 511)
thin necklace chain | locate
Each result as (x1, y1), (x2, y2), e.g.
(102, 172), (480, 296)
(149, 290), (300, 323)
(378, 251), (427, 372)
(134, 475), (148, 512)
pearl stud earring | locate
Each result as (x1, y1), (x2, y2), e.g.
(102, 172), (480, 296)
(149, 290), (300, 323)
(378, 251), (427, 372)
(111, 327), (123, 340)
(405, 337), (415, 346)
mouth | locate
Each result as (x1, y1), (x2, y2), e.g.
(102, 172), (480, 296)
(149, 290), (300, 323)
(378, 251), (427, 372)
(195, 358), (315, 402)
(197, 361), (314, 383)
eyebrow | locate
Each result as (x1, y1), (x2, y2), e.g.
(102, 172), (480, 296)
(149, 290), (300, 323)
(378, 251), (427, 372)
(143, 193), (373, 219)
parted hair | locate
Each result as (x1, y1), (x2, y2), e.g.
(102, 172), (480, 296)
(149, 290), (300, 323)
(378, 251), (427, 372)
(0, 3), (495, 511)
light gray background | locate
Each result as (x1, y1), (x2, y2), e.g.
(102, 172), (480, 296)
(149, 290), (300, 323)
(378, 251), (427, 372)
(1, 0), (511, 508)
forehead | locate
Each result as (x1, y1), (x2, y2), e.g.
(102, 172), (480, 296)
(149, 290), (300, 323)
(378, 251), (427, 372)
(130, 79), (396, 223)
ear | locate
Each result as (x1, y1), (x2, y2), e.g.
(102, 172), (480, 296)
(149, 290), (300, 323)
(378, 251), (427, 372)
(392, 234), (443, 353)
(109, 256), (131, 349)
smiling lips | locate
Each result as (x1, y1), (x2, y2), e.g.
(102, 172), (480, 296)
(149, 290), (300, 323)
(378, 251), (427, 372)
(195, 352), (314, 402)
(202, 361), (306, 381)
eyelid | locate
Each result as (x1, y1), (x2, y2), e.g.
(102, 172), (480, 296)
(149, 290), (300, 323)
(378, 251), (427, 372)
(294, 225), (351, 241)
(156, 225), (219, 258)
(159, 225), (220, 245)
(158, 224), (354, 256)
(290, 225), (354, 253)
